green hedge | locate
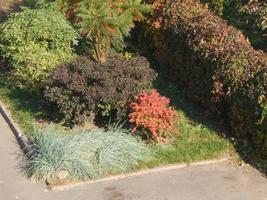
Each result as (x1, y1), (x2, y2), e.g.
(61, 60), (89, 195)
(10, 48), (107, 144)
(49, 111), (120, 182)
(223, 0), (267, 51)
(200, 0), (226, 15)
(143, 0), (267, 158)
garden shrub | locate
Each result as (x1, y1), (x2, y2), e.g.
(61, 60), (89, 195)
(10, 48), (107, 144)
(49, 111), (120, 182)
(44, 54), (156, 125)
(50, 0), (150, 62)
(243, 1), (267, 32)
(24, 126), (151, 182)
(224, 0), (267, 32)
(223, 0), (267, 51)
(0, 0), (26, 21)
(142, 0), (267, 158)
(0, 3), (78, 88)
(200, 0), (226, 15)
(129, 89), (177, 143)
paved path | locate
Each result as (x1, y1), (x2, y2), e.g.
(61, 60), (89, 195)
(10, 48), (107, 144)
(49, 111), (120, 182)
(0, 114), (267, 200)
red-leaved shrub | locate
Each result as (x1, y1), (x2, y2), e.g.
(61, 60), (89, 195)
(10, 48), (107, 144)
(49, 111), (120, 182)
(129, 90), (177, 143)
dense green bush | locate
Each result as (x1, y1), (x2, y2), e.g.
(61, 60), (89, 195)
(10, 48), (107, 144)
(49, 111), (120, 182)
(0, 3), (78, 88)
(44, 54), (156, 125)
(200, 0), (226, 15)
(24, 126), (151, 182)
(223, 0), (267, 51)
(244, 1), (267, 32)
(142, 0), (267, 158)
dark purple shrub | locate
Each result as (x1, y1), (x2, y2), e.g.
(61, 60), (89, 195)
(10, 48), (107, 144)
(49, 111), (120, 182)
(44, 54), (156, 125)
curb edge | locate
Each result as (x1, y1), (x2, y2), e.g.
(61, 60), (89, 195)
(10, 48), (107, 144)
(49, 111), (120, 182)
(52, 157), (229, 191)
(0, 100), (29, 154)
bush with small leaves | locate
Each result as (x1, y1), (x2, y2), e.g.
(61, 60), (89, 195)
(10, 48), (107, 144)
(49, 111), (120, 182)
(45, 0), (151, 62)
(44, 54), (156, 125)
(142, 0), (267, 157)
(0, 3), (78, 89)
(129, 89), (177, 143)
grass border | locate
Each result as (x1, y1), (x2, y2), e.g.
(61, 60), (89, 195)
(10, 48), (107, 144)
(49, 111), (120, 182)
(0, 100), (30, 154)
(0, 98), (232, 189)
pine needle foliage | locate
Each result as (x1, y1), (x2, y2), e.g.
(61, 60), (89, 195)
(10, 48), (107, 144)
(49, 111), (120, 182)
(58, 0), (150, 62)
(24, 126), (151, 182)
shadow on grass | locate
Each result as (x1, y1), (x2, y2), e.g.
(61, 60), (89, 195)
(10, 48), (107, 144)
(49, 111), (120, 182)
(0, 72), (61, 134)
(153, 76), (229, 136)
(153, 76), (267, 175)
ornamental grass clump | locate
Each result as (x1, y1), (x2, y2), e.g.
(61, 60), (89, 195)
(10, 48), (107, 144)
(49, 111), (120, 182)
(129, 89), (177, 143)
(24, 126), (151, 182)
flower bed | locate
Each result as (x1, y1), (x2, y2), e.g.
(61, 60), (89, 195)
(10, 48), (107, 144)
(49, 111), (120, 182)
(0, 0), (233, 184)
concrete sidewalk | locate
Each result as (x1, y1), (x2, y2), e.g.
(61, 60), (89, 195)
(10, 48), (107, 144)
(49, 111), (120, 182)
(0, 114), (267, 200)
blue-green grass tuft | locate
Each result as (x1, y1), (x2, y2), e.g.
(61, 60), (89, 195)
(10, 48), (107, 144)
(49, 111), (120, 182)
(24, 126), (151, 182)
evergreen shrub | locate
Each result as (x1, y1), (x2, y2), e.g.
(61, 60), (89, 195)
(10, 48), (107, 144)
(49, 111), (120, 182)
(200, 0), (226, 15)
(55, 0), (151, 62)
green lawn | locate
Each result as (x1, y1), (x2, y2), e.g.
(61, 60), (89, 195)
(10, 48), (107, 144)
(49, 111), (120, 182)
(0, 72), (233, 169)
(146, 122), (231, 167)
(144, 77), (233, 167)
(0, 73), (59, 135)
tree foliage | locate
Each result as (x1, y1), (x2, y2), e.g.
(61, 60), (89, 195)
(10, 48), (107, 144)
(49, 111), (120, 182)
(47, 0), (151, 62)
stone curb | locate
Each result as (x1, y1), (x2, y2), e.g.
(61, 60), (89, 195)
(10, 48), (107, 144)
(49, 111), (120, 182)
(52, 158), (229, 191)
(0, 100), (30, 155)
